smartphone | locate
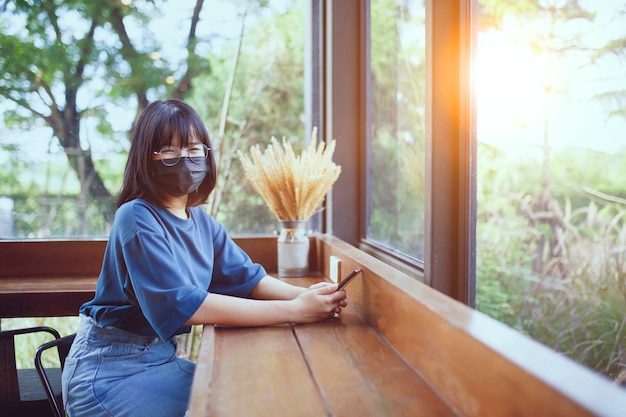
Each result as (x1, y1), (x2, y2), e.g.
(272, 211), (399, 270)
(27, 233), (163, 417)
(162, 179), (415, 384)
(337, 268), (362, 290)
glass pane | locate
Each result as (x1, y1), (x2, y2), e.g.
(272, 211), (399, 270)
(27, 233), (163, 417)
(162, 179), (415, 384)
(476, 0), (626, 382)
(0, 0), (305, 238)
(367, 0), (426, 262)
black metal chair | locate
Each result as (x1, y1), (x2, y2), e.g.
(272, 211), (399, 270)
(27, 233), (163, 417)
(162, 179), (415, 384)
(0, 326), (61, 417)
(35, 333), (76, 417)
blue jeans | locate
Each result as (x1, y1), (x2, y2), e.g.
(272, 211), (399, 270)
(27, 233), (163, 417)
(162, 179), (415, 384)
(62, 315), (195, 417)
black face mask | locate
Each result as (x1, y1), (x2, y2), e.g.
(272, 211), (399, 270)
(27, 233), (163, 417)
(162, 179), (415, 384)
(152, 157), (209, 196)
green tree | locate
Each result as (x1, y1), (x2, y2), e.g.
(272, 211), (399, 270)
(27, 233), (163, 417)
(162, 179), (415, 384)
(0, 0), (306, 236)
(479, 0), (595, 275)
(189, 4), (306, 232)
(368, 0), (426, 259)
(0, 0), (208, 225)
(477, 0), (626, 379)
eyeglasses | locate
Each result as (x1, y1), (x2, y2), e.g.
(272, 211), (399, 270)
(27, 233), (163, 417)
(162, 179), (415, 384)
(153, 144), (210, 166)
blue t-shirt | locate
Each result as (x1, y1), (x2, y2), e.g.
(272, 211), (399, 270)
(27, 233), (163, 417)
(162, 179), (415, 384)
(80, 198), (267, 341)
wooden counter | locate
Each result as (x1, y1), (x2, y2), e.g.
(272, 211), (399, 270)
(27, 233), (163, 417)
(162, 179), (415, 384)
(189, 235), (626, 417)
(0, 240), (105, 318)
(188, 277), (455, 417)
(0, 276), (97, 317)
(2, 236), (626, 416)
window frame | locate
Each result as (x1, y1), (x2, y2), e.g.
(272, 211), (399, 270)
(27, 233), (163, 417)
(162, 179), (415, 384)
(3, 0), (477, 306)
(320, 0), (477, 305)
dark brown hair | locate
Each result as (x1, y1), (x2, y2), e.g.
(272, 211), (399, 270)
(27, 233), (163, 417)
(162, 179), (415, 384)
(116, 99), (217, 208)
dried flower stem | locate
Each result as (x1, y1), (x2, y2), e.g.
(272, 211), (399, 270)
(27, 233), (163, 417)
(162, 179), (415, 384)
(237, 128), (341, 221)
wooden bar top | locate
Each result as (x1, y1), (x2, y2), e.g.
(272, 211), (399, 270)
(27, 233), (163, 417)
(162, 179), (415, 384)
(0, 276), (97, 318)
(0, 237), (277, 318)
(187, 276), (456, 417)
(0, 239), (105, 318)
(0, 276), (97, 294)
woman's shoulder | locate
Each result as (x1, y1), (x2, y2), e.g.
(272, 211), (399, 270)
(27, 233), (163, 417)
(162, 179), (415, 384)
(112, 199), (166, 233)
(116, 198), (158, 218)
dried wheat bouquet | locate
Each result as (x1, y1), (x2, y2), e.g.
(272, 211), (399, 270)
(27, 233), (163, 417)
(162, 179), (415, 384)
(237, 128), (341, 221)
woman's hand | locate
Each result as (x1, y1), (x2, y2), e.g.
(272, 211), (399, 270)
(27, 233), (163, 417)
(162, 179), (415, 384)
(290, 283), (347, 323)
(306, 281), (336, 291)
(306, 282), (348, 314)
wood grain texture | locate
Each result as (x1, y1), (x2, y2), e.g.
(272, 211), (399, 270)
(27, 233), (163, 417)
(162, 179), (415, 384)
(0, 237), (279, 318)
(4, 237), (626, 417)
(188, 275), (457, 417)
(187, 325), (215, 417)
(0, 240), (107, 277)
(314, 234), (626, 417)
(0, 237), (278, 277)
(293, 306), (456, 417)
(202, 325), (328, 417)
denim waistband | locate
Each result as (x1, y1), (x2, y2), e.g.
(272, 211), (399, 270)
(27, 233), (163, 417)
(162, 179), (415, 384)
(78, 314), (165, 346)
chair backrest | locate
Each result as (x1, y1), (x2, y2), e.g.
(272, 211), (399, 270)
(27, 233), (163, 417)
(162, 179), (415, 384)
(35, 333), (76, 417)
(0, 326), (60, 405)
(0, 330), (20, 404)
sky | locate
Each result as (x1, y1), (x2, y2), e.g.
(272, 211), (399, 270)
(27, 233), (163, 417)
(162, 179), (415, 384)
(476, 0), (626, 155)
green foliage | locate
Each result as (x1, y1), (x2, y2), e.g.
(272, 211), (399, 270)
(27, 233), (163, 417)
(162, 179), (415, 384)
(368, 0), (426, 260)
(477, 6), (625, 371)
(0, 0), (307, 237)
(2, 317), (80, 369)
(10, 194), (112, 238)
(188, 3), (306, 233)
(479, 0), (595, 31)
(369, 127), (425, 256)
(476, 143), (626, 379)
(525, 269), (626, 380)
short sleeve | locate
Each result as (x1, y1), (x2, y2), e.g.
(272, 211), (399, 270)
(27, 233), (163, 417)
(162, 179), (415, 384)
(121, 211), (210, 340)
(199, 212), (267, 297)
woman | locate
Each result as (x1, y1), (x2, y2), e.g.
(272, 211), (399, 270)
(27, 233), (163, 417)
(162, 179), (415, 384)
(62, 99), (347, 417)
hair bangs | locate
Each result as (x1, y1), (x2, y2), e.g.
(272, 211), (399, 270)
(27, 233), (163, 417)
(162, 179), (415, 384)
(156, 107), (207, 149)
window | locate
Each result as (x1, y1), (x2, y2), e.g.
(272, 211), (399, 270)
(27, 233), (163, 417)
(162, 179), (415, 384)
(475, 1), (626, 381)
(0, 0), (307, 238)
(325, 0), (474, 297)
(366, 0), (427, 264)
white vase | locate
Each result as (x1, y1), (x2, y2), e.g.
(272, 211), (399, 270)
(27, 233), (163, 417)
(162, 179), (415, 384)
(277, 220), (309, 277)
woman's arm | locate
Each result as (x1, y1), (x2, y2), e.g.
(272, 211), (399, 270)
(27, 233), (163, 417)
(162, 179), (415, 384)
(185, 282), (346, 327)
(249, 276), (348, 313)
(248, 275), (306, 300)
